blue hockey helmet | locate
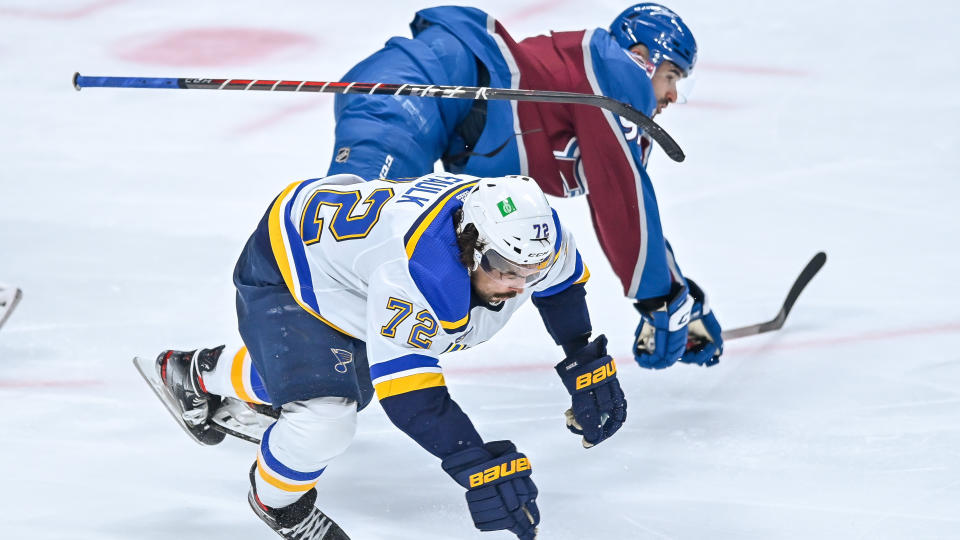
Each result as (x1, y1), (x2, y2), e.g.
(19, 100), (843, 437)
(609, 3), (698, 76)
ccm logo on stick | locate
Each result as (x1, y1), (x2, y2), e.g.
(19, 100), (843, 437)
(575, 359), (617, 391)
(468, 458), (531, 488)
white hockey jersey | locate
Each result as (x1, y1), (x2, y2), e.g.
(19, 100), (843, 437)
(266, 172), (589, 401)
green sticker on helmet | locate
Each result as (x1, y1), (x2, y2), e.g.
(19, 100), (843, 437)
(497, 197), (516, 217)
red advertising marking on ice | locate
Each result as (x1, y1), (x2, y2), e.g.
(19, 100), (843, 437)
(113, 28), (317, 67)
(444, 322), (960, 375)
(0, 379), (102, 389)
(229, 100), (327, 136)
(0, 0), (125, 19)
(700, 63), (810, 77)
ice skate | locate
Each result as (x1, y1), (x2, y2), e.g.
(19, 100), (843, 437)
(133, 346), (226, 446)
(209, 397), (278, 444)
(248, 464), (350, 540)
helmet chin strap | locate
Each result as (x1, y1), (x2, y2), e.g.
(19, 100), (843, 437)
(470, 249), (482, 272)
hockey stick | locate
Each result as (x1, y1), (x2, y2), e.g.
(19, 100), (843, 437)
(0, 286), (22, 331)
(72, 72), (685, 162)
(152, 253), (826, 446)
(721, 251), (827, 340)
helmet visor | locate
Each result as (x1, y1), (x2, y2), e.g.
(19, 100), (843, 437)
(478, 248), (553, 287)
(676, 69), (696, 104)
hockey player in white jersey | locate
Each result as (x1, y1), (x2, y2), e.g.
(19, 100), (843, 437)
(146, 173), (627, 540)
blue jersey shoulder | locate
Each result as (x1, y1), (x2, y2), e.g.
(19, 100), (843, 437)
(410, 6), (524, 177)
(402, 180), (477, 333)
(411, 7), (511, 86)
(587, 28), (657, 118)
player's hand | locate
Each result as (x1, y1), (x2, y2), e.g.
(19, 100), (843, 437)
(633, 282), (694, 369)
(680, 279), (723, 367)
(555, 335), (626, 448)
(442, 441), (539, 540)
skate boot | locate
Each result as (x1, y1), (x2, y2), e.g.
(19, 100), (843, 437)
(155, 346), (226, 445)
(248, 463), (350, 540)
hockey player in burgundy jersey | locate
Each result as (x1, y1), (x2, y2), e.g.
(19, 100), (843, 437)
(326, 4), (724, 370)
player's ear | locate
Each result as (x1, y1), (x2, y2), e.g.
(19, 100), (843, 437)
(629, 43), (650, 61)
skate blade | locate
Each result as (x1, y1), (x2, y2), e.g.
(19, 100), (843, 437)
(210, 397), (275, 445)
(132, 356), (217, 446)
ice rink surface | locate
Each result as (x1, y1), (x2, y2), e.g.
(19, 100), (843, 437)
(2, 1), (959, 538)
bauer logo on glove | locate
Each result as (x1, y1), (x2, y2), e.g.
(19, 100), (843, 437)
(469, 456), (532, 488)
(574, 358), (617, 391)
(555, 335), (627, 448)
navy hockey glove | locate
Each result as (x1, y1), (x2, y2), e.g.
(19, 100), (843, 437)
(681, 279), (724, 367)
(634, 282), (695, 369)
(441, 441), (539, 540)
(555, 335), (626, 448)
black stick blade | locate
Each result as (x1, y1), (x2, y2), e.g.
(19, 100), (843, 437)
(722, 251), (827, 340)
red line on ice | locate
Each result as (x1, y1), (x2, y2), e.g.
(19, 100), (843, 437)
(0, 379), (103, 389)
(730, 322), (960, 355)
(444, 322), (960, 375)
(699, 63), (810, 77)
(0, 0), (125, 19)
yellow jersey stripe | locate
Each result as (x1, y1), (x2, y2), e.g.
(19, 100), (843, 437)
(403, 181), (478, 259)
(440, 314), (469, 330)
(375, 372), (446, 400)
(574, 264), (591, 285)
(266, 180), (356, 338)
(256, 456), (316, 493)
(267, 179), (302, 298)
(229, 347), (268, 405)
(230, 347), (257, 404)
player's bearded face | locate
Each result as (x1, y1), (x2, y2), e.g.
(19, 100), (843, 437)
(627, 46), (686, 116)
(470, 267), (522, 304)
(650, 61), (684, 115)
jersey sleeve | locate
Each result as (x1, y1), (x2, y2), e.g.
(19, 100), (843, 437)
(574, 29), (685, 301)
(365, 263), (483, 459)
(530, 210), (593, 354)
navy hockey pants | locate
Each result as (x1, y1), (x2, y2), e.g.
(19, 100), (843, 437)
(232, 212), (374, 409)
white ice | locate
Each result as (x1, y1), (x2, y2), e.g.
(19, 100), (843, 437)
(1, 1), (959, 539)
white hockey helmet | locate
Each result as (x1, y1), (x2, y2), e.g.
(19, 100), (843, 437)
(459, 176), (556, 286)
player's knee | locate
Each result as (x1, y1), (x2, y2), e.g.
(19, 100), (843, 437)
(277, 397), (358, 460)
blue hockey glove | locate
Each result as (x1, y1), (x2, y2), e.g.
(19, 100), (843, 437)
(441, 441), (539, 540)
(634, 282), (695, 369)
(681, 279), (724, 367)
(555, 335), (626, 448)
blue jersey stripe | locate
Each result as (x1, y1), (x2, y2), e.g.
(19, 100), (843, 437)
(370, 353), (440, 380)
(249, 363), (271, 403)
(402, 180), (477, 252)
(283, 179), (326, 314)
(550, 208), (563, 253)
(260, 424), (327, 481)
(534, 250), (585, 298)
